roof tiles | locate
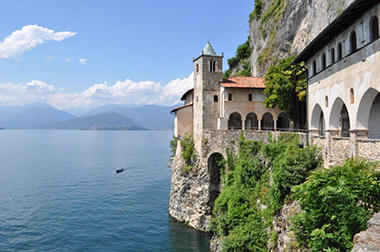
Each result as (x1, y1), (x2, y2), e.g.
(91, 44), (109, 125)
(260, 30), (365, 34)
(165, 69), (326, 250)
(220, 76), (265, 89)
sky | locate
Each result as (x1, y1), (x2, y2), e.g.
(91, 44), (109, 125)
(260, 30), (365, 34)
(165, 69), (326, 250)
(0, 0), (253, 110)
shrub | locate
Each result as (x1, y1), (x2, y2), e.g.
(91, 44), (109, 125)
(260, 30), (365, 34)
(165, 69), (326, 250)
(169, 135), (178, 158)
(236, 42), (252, 60)
(227, 57), (239, 69)
(180, 133), (196, 169)
(292, 158), (380, 251)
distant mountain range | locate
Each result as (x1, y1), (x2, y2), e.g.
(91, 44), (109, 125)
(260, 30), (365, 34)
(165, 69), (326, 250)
(46, 112), (146, 130)
(82, 104), (175, 129)
(0, 103), (175, 130)
(0, 103), (76, 129)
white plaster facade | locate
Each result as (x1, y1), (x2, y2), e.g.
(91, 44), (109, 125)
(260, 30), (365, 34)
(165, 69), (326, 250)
(294, 0), (380, 165)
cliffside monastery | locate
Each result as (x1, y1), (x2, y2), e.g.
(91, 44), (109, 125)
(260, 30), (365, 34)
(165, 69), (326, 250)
(171, 42), (290, 148)
(172, 0), (380, 165)
(169, 0), (380, 231)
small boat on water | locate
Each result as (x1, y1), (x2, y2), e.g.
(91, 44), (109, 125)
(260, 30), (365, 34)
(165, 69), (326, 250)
(116, 168), (124, 174)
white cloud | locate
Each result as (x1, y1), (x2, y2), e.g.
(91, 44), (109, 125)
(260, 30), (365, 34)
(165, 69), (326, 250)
(64, 57), (70, 62)
(79, 58), (86, 65)
(0, 73), (194, 109)
(0, 25), (76, 59)
(24, 80), (55, 93)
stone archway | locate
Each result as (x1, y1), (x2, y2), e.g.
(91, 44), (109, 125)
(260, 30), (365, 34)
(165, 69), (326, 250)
(245, 112), (258, 130)
(277, 112), (289, 131)
(228, 112), (242, 130)
(261, 112), (274, 131)
(311, 104), (325, 136)
(330, 97), (351, 137)
(208, 153), (224, 214)
(357, 88), (380, 139)
(340, 105), (350, 137)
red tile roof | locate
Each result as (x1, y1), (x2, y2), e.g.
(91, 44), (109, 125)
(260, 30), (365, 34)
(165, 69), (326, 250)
(220, 76), (265, 89)
(170, 103), (193, 113)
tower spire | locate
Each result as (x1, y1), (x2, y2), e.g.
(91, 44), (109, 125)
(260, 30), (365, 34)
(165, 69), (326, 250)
(202, 42), (217, 56)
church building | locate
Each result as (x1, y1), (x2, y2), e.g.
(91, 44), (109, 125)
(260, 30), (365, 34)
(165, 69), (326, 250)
(171, 42), (290, 147)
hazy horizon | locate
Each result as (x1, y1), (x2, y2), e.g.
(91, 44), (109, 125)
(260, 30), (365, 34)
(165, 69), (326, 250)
(0, 0), (252, 110)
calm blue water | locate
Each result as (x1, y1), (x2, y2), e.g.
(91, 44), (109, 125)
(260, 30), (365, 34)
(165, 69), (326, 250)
(0, 130), (211, 251)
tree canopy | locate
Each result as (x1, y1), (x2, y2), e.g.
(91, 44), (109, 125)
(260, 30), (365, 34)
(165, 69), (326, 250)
(264, 56), (307, 129)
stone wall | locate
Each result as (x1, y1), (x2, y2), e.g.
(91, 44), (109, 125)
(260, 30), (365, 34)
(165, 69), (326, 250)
(311, 134), (380, 167)
(358, 139), (380, 162)
(202, 130), (307, 160)
(327, 137), (352, 166)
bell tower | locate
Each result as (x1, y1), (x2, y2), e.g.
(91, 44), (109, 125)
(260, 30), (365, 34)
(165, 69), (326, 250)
(193, 42), (223, 152)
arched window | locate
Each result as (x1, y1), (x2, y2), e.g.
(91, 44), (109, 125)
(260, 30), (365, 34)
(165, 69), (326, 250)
(340, 105), (350, 137)
(210, 61), (216, 72)
(325, 96), (329, 107)
(313, 60), (317, 75)
(214, 95), (218, 102)
(228, 93), (232, 101)
(319, 113), (325, 136)
(322, 53), (327, 69)
(350, 31), (357, 53)
(228, 112), (242, 130)
(350, 88), (354, 104)
(370, 16), (379, 42)
(337, 42), (343, 60)
(261, 112), (274, 131)
(248, 94), (253, 101)
(331, 48), (335, 64)
(245, 112), (258, 130)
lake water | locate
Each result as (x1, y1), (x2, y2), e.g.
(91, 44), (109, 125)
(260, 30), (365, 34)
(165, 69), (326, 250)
(0, 130), (211, 251)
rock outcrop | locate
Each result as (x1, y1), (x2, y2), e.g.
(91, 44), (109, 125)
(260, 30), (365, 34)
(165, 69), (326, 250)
(168, 145), (212, 231)
(249, 0), (352, 77)
(352, 212), (380, 252)
(271, 201), (309, 252)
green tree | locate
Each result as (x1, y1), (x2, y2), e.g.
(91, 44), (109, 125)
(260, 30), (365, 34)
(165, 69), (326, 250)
(264, 56), (307, 129)
(292, 158), (380, 251)
(169, 135), (178, 158)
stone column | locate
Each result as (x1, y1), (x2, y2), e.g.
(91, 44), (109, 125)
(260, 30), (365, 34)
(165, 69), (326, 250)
(258, 119), (262, 131)
(325, 129), (339, 167)
(242, 119), (245, 130)
(308, 129), (320, 145)
(349, 129), (369, 158)
(274, 118), (277, 131)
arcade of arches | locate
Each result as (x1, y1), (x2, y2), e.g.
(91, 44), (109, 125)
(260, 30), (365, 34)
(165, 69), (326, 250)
(227, 111), (291, 131)
(311, 88), (380, 139)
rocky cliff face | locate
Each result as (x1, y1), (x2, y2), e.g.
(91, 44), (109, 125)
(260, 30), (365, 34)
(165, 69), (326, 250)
(352, 212), (380, 252)
(249, 0), (353, 77)
(168, 145), (212, 231)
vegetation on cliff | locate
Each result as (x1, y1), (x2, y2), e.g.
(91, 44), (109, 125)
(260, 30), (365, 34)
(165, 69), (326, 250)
(180, 133), (196, 172)
(264, 56), (307, 129)
(169, 135), (178, 158)
(225, 0), (291, 78)
(210, 134), (380, 251)
(293, 158), (380, 251)
(210, 134), (321, 251)
(224, 38), (252, 78)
